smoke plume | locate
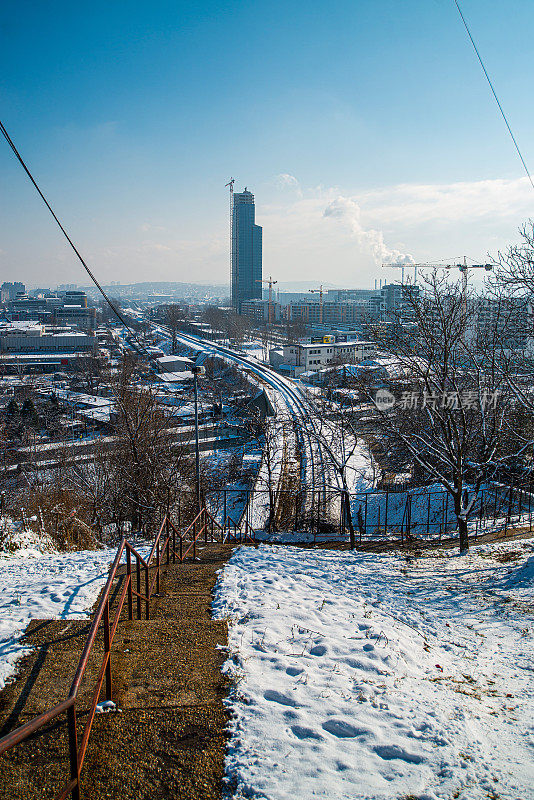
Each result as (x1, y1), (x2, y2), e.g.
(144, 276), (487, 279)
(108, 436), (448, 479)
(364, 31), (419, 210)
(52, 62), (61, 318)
(323, 196), (414, 265)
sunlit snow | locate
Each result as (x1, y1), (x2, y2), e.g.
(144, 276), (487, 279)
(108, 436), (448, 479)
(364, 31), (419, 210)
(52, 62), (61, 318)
(214, 540), (534, 800)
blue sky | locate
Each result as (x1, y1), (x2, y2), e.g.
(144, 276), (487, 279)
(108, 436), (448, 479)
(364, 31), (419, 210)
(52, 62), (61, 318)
(1, 0), (533, 288)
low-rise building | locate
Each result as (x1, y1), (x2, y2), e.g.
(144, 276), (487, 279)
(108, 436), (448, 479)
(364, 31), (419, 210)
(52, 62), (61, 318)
(381, 283), (420, 318)
(156, 355), (194, 373)
(0, 322), (96, 354)
(1, 282), (25, 303)
(53, 305), (97, 331)
(281, 340), (376, 376)
(8, 290), (97, 330)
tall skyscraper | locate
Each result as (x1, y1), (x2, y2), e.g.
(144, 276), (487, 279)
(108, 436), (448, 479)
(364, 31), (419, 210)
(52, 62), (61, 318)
(231, 187), (262, 311)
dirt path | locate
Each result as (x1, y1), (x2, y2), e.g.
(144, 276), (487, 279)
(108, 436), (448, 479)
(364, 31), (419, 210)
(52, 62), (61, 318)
(0, 543), (237, 800)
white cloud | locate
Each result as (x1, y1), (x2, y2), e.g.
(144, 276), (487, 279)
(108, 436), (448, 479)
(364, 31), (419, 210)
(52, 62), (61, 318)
(259, 174), (532, 285)
(9, 172), (532, 289)
(358, 176), (533, 228)
(140, 223), (168, 233)
(275, 173), (303, 197)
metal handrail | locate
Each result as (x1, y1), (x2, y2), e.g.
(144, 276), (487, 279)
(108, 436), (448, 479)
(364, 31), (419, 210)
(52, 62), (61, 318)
(223, 515), (256, 543)
(0, 504), (228, 799)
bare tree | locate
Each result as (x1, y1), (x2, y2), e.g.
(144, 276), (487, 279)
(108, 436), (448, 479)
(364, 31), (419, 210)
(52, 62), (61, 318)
(203, 306), (226, 341)
(99, 296), (123, 324)
(109, 358), (194, 530)
(239, 410), (293, 531)
(298, 388), (373, 546)
(357, 272), (525, 551)
(71, 354), (108, 395)
(165, 304), (188, 353)
(489, 223), (534, 422)
(285, 317), (307, 344)
(225, 312), (249, 346)
(492, 221), (534, 296)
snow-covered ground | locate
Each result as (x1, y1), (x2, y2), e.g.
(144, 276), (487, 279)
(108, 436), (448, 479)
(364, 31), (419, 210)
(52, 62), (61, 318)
(214, 540), (534, 800)
(0, 532), (116, 692)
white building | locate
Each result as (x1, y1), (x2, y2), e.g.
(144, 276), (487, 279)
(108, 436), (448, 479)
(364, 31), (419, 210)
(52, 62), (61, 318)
(156, 355), (194, 373)
(0, 322), (96, 354)
(281, 340), (376, 376)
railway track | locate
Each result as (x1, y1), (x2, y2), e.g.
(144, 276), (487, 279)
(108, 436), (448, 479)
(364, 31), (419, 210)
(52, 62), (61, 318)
(151, 326), (343, 528)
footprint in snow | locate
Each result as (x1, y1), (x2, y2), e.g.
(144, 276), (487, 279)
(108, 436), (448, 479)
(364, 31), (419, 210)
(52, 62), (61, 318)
(322, 719), (371, 739)
(291, 725), (323, 740)
(309, 644), (327, 656)
(286, 666), (304, 676)
(373, 744), (425, 764)
(264, 689), (297, 706)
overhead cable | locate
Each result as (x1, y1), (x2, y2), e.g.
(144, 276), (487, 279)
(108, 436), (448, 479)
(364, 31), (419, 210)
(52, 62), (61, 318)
(0, 118), (150, 352)
(453, 0), (534, 192)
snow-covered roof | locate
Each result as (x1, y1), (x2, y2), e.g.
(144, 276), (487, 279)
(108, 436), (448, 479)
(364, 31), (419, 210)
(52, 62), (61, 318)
(157, 355), (193, 364)
(36, 388), (112, 408)
(158, 371), (194, 382)
(0, 321), (42, 334)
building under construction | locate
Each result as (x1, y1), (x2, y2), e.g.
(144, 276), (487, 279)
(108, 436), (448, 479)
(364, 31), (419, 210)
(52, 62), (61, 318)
(230, 187), (262, 311)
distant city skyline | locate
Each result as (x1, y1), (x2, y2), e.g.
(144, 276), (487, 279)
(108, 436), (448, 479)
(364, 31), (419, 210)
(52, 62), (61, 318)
(1, 1), (533, 289)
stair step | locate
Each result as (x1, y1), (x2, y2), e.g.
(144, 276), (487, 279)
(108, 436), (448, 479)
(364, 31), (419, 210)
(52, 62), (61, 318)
(0, 542), (239, 799)
(0, 705), (227, 800)
(111, 619), (228, 709)
(0, 617), (228, 733)
(0, 619), (102, 730)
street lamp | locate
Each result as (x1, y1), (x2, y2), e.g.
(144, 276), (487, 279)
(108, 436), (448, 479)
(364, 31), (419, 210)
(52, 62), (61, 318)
(191, 364), (205, 512)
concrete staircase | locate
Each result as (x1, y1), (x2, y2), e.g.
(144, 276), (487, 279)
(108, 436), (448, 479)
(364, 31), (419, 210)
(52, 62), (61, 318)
(0, 543), (235, 800)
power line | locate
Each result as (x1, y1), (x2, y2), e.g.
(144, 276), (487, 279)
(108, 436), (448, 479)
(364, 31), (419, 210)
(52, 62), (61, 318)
(0, 121), (212, 409)
(453, 0), (534, 192)
(0, 118), (150, 353)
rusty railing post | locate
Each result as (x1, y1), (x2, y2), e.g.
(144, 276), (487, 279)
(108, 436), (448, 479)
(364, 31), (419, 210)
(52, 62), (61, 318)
(145, 563), (150, 620)
(126, 545), (133, 621)
(165, 516), (170, 565)
(136, 554), (141, 620)
(67, 704), (80, 800)
(156, 537), (160, 595)
(103, 600), (112, 701)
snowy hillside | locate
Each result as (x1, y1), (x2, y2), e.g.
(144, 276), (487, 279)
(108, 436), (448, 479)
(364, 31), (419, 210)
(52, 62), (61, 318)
(214, 540), (534, 800)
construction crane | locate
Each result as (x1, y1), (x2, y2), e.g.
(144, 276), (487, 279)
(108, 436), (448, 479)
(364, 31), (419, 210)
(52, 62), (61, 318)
(309, 285), (324, 324)
(257, 275), (278, 325)
(381, 262), (416, 285)
(384, 257), (493, 333)
(382, 258), (493, 288)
